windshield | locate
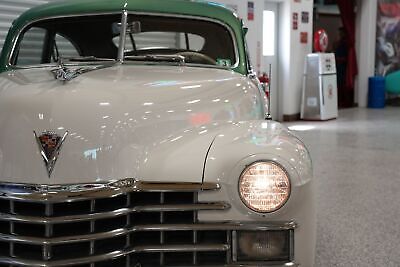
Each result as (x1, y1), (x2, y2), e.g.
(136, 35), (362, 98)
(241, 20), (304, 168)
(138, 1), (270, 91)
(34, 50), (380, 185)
(11, 13), (237, 68)
(118, 14), (236, 66)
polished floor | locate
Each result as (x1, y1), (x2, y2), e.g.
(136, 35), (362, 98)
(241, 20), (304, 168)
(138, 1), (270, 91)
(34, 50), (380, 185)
(284, 107), (400, 267)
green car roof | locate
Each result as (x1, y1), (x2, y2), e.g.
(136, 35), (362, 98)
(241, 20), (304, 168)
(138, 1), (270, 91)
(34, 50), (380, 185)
(0, 0), (248, 74)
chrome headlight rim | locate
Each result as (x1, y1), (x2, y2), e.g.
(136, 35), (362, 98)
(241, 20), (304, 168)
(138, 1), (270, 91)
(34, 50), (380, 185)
(238, 160), (291, 214)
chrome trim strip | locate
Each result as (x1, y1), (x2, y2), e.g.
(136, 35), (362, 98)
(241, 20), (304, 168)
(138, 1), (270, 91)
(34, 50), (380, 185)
(0, 256), (298, 267)
(0, 202), (230, 224)
(7, 11), (240, 70)
(163, 266), (298, 267)
(0, 244), (230, 267)
(0, 222), (296, 246)
(137, 222), (297, 231)
(0, 179), (220, 202)
(133, 244), (230, 253)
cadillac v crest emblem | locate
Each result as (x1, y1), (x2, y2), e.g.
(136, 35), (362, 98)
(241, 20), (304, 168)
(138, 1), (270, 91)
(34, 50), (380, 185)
(34, 131), (68, 178)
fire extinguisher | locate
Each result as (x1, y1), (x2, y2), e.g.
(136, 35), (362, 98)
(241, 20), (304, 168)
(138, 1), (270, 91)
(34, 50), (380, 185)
(258, 72), (269, 98)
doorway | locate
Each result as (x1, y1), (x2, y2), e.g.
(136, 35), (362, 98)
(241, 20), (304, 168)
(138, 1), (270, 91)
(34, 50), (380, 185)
(262, 2), (279, 119)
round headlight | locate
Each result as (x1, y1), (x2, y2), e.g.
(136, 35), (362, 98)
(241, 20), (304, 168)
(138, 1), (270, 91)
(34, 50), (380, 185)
(239, 161), (291, 213)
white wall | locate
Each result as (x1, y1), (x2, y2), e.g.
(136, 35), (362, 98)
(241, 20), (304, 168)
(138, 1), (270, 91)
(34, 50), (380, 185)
(278, 1), (292, 120)
(214, 0), (314, 120)
(355, 0), (377, 107)
(285, 0), (314, 118)
(212, 0), (261, 72)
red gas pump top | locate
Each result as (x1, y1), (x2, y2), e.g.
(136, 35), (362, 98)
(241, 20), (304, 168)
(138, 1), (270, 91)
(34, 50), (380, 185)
(314, 29), (329, 53)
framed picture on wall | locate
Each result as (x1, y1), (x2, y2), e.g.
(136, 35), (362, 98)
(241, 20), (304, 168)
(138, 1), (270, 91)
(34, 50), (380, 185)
(300, 32), (308, 43)
(302, 11), (309, 23)
(293, 12), (298, 30)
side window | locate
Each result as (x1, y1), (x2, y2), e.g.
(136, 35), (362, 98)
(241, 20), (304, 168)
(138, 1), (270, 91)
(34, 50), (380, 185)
(53, 34), (80, 61)
(16, 27), (46, 66)
(15, 28), (80, 66)
(178, 33), (205, 51)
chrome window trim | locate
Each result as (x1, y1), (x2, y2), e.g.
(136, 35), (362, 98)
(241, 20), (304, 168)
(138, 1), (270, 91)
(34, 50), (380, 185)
(0, 179), (221, 202)
(7, 11), (240, 70)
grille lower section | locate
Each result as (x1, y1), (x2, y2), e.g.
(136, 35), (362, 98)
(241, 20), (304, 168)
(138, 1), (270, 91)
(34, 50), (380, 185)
(0, 180), (295, 266)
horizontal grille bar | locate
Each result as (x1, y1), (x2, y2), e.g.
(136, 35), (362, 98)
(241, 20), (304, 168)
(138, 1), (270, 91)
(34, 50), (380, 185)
(0, 202), (230, 224)
(0, 244), (230, 267)
(137, 222), (297, 231)
(133, 244), (230, 253)
(0, 222), (296, 246)
(0, 179), (220, 202)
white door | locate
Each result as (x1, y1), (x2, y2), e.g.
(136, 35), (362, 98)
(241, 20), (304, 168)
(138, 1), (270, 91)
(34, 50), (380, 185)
(262, 2), (279, 119)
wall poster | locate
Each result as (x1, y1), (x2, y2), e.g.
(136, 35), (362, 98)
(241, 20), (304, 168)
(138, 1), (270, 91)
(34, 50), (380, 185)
(247, 2), (254, 21)
(376, 1), (400, 76)
(293, 12), (298, 30)
(300, 32), (308, 44)
(302, 11), (309, 24)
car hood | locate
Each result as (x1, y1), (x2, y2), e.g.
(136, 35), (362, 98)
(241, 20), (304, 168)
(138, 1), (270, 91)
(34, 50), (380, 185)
(0, 64), (261, 185)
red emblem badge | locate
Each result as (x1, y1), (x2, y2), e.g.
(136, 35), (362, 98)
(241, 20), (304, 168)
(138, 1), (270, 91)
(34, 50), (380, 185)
(34, 131), (68, 178)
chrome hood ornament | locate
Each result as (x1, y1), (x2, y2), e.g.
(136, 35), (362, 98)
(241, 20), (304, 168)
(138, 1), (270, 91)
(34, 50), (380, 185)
(51, 58), (82, 82)
(51, 65), (81, 82)
(34, 131), (68, 178)
(50, 57), (116, 82)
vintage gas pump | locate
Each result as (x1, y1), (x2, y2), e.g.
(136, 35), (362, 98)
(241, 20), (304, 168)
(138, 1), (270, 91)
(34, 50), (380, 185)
(301, 29), (338, 120)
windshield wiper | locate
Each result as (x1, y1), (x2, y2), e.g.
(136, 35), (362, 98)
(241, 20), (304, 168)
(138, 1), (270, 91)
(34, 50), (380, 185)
(124, 54), (185, 64)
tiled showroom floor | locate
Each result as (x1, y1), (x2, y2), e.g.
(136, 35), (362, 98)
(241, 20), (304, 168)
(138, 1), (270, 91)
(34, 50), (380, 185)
(284, 107), (400, 267)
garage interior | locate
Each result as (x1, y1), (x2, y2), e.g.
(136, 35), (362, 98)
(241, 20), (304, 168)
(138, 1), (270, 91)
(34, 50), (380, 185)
(0, 0), (399, 266)
(285, 108), (400, 266)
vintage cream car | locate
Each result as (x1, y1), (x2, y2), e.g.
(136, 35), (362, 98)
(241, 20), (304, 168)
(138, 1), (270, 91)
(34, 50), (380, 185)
(0, 0), (316, 266)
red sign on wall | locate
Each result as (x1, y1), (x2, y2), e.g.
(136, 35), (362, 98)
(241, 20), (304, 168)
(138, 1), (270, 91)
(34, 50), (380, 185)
(300, 32), (308, 44)
(248, 2), (254, 21)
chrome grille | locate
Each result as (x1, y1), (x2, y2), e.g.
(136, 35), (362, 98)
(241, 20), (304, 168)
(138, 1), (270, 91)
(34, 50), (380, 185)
(0, 180), (295, 266)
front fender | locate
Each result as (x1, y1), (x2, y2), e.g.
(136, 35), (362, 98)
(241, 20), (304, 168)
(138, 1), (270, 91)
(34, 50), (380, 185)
(198, 120), (316, 266)
(204, 120), (312, 185)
